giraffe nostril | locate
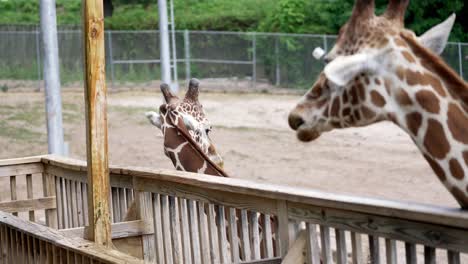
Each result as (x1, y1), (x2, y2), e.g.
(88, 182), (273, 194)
(288, 113), (305, 131)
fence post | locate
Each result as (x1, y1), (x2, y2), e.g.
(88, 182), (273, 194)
(458, 42), (463, 77)
(275, 35), (280, 86)
(107, 31), (115, 89)
(184, 29), (191, 82)
(323, 34), (328, 52)
(35, 30), (42, 91)
(252, 32), (257, 87)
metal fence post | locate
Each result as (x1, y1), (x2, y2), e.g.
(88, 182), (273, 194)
(275, 35), (280, 86)
(107, 31), (115, 88)
(35, 30), (42, 91)
(458, 42), (463, 77)
(252, 32), (256, 87)
(184, 29), (191, 81)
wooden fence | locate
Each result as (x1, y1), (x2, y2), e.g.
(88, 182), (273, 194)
(0, 155), (467, 263)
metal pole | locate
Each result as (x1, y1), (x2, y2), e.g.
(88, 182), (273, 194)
(40, 0), (65, 155)
(275, 36), (280, 86)
(323, 34), (328, 53)
(184, 29), (191, 81)
(458, 42), (463, 77)
(107, 31), (115, 88)
(252, 32), (256, 87)
(169, 0), (178, 90)
(35, 30), (42, 91)
(83, 0), (112, 247)
(158, 0), (172, 90)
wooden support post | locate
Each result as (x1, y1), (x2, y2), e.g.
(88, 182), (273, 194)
(82, 0), (112, 247)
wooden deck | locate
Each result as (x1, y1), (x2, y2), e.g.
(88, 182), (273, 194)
(0, 155), (467, 263)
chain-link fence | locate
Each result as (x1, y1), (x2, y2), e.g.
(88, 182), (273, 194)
(0, 26), (467, 91)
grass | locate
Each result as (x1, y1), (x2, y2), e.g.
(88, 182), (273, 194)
(0, 121), (43, 142)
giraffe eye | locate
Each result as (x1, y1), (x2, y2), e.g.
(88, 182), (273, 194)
(205, 126), (212, 134)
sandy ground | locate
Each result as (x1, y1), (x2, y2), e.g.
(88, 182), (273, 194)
(0, 90), (459, 209)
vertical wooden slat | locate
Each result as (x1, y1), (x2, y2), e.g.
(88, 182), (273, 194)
(9, 176), (17, 216)
(306, 223), (320, 264)
(424, 246), (436, 264)
(197, 202), (210, 264)
(27, 233), (32, 264)
(26, 174), (35, 222)
(405, 243), (417, 264)
(217, 206), (229, 264)
(447, 251), (460, 264)
(152, 194), (165, 264)
(118, 188), (126, 221)
(351, 232), (363, 264)
(188, 200), (201, 264)
(207, 204), (219, 264)
(43, 173), (58, 229)
(228, 208), (240, 263)
(15, 230), (21, 263)
(82, 183), (89, 226)
(385, 239), (397, 264)
(162, 195), (174, 264)
(179, 198), (192, 264)
(135, 189), (155, 263)
(263, 214), (274, 259)
(169, 197), (183, 264)
(276, 200), (289, 258)
(76, 181), (84, 227)
(335, 229), (347, 264)
(126, 188), (133, 207)
(83, 0), (112, 247)
(0, 225), (6, 264)
(369, 235), (380, 264)
(240, 210), (251, 261)
(111, 188), (119, 223)
(61, 178), (69, 229)
(65, 179), (74, 227)
(70, 180), (79, 228)
(9, 228), (15, 262)
(249, 212), (260, 260)
(55, 177), (63, 229)
(320, 226), (332, 264)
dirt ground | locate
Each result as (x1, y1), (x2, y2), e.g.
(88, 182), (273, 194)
(0, 89), (460, 209)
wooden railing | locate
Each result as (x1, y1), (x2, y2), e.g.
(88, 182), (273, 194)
(0, 155), (467, 263)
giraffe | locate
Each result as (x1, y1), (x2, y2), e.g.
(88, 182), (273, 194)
(288, 0), (468, 209)
(146, 78), (227, 176)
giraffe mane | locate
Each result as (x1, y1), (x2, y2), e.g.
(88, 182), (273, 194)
(400, 32), (468, 106)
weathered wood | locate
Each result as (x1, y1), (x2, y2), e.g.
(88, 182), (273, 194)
(306, 223), (320, 264)
(162, 195), (174, 264)
(111, 188), (120, 223)
(188, 200), (201, 264)
(82, 183), (89, 226)
(385, 239), (397, 264)
(250, 211), (261, 260)
(447, 250), (460, 264)
(369, 235), (380, 264)
(61, 178), (69, 229)
(241, 257), (282, 264)
(288, 202), (468, 253)
(424, 246), (436, 264)
(276, 200), (289, 258)
(405, 243), (417, 264)
(55, 176), (64, 229)
(207, 204), (219, 263)
(350, 232), (363, 264)
(217, 205), (230, 264)
(197, 201), (210, 264)
(9, 176), (17, 216)
(228, 207), (240, 263)
(0, 163), (44, 178)
(135, 190), (155, 262)
(0, 211), (143, 263)
(335, 229), (347, 264)
(263, 214), (274, 259)
(0, 197), (56, 213)
(169, 196), (183, 264)
(0, 156), (44, 166)
(76, 181), (84, 227)
(59, 220), (153, 239)
(26, 174), (35, 222)
(320, 226), (332, 264)
(152, 194), (165, 264)
(241, 209), (252, 261)
(83, 0), (112, 247)
(118, 188), (126, 222)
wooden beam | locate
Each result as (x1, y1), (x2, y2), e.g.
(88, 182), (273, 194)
(0, 197), (56, 213)
(82, 0), (111, 247)
(59, 220), (153, 239)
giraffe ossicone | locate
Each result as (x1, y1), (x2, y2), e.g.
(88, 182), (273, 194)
(289, 0), (468, 208)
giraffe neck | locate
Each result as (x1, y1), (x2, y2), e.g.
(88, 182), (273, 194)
(386, 34), (468, 208)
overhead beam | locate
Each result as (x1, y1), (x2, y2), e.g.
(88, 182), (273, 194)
(82, 0), (112, 247)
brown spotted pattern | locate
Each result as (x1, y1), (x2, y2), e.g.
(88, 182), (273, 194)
(449, 159), (464, 180)
(424, 155), (446, 182)
(424, 119), (450, 159)
(415, 90), (440, 114)
(405, 112), (422, 136)
(370, 90), (386, 107)
(447, 103), (468, 144)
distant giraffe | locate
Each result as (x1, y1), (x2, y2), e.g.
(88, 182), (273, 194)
(288, 0), (468, 208)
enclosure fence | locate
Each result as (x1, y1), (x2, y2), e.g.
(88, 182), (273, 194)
(1, 27), (467, 90)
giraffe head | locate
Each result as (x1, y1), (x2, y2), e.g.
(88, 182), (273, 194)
(146, 79), (224, 170)
(288, 0), (456, 142)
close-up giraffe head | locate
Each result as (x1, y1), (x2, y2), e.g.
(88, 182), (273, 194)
(288, 0), (456, 142)
(146, 79), (224, 170)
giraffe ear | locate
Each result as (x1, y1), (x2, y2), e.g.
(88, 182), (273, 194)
(145, 111), (162, 129)
(418, 14), (456, 55)
(324, 52), (381, 87)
